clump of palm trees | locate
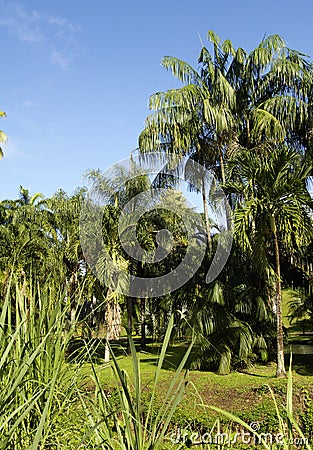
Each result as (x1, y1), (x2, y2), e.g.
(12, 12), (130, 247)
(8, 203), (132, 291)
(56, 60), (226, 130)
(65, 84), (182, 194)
(0, 31), (312, 379)
(139, 31), (313, 377)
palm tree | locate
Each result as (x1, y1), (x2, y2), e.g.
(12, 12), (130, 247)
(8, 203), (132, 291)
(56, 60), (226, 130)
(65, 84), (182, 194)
(47, 189), (86, 323)
(229, 145), (313, 377)
(0, 187), (50, 297)
(139, 31), (311, 236)
(84, 165), (198, 352)
(83, 167), (151, 354)
(139, 32), (235, 238)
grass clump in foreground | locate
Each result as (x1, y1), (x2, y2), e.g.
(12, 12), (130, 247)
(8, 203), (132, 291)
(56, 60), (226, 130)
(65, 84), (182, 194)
(0, 279), (81, 449)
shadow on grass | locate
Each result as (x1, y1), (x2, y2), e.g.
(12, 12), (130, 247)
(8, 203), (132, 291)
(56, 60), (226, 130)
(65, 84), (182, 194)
(287, 321), (313, 336)
(140, 343), (193, 371)
(285, 352), (313, 376)
(237, 369), (272, 378)
(66, 336), (163, 363)
(66, 337), (129, 362)
(66, 334), (194, 370)
(66, 335), (313, 378)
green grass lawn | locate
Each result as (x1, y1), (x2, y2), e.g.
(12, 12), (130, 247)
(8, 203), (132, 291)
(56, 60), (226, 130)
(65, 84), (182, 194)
(72, 338), (313, 438)
(62, 294), (313, 447)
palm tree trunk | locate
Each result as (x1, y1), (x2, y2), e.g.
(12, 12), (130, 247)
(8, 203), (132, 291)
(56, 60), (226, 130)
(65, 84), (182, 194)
(141, 298), (146, 348)
(219, 152), (233, 232)
(201, 177), (212, 251)
(104, 340), (110, 362)
(246, 117), (250, 148)
(69, 270), (78, 325)
(104, 288), (113, 363)
(104, 289), (121, 362)
(273, 225), (286, 378)
(219, 153), (226, 185)
(126, 296), (133, 354)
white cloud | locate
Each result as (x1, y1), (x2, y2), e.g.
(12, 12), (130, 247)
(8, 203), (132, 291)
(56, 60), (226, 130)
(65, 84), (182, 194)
(0, 3), (81, 69)
(35, 12), (81, 32)
(20, 100), (33, 108)
(50, 48), (70, 71)
(0, 7), (43, 43)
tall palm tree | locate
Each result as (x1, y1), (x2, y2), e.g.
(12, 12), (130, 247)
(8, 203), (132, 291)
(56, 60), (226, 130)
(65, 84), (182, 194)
(139, 31), (311, 235)
(139, 32), (235, 238)
(229, 145), (313, 377)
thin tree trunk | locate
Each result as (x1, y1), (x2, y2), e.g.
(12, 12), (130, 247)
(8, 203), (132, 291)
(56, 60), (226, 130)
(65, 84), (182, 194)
(202, 177), (212, 251)
(104, 289), (121, 362)
(104, 340), (110, 362)
(219, 153), (233, 231)
(219, 153), (226, 185)
(246, 117), (250, 148)
(273, 225), (286, 378)
(141, 298), (146, 349)
(69, 270), (78, 325)
(126, 296), (133, 354)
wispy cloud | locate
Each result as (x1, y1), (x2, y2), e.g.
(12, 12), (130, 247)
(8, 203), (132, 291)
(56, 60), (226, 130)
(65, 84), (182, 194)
(0, 3), (81, 69)
(50, 48), (70, 71)
(33, 11), (81, 33)
(20, 100), (34, 108)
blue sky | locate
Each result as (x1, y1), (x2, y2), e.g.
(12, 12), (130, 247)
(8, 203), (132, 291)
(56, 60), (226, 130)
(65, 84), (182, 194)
(1, 0), (313, 200)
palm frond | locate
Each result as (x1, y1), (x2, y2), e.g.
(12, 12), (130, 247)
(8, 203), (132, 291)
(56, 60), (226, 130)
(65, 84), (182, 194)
(251, 108), (285, 143)
(161, 56), (204, 85)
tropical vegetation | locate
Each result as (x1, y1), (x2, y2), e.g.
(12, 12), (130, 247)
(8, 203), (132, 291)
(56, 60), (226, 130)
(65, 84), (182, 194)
(0, 30), (312, 448)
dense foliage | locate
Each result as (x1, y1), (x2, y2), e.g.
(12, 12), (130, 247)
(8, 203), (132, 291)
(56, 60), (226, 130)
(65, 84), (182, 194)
(1, 29), (313, 449)
(0, 31), (312, 379)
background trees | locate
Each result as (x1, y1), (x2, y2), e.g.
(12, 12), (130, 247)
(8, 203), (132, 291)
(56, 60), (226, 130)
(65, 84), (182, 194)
(0, 31), (312, 377)
(138, 31), (313, 376)
(228, 145), (313, 376)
